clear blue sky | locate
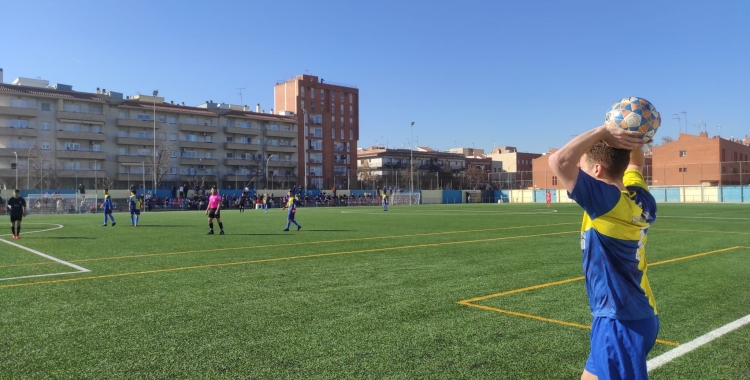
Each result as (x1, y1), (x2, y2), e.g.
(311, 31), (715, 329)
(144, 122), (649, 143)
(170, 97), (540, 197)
(2, 0), (748, 153)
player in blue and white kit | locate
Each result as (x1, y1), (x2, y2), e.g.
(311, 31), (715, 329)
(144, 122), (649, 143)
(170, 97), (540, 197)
(102, 188), (116, 226)
(127, 190), (141, 227)
(281, 192), (301, 231)
(550, 124), (658, 380)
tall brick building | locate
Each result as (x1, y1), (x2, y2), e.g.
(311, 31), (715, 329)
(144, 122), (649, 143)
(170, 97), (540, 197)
(274, 75), (359, 190)
(651, 132), (750, 186)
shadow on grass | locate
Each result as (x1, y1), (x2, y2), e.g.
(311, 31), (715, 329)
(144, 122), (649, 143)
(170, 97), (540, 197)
(227, 233), (289, 236)
(304, 229), (355, 232)
(133, 225), (191, 228)
(39, 237), (96, 240)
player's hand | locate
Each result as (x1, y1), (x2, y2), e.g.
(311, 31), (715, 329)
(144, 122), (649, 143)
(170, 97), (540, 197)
(601, 124), (644, 150)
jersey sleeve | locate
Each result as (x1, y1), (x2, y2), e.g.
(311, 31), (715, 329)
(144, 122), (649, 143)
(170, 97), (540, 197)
(568, 169), (621, 219)
(623, 169), (657, 223)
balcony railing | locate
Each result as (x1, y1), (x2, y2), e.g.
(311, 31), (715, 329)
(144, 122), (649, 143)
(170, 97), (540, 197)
(334, 146), (345, 152)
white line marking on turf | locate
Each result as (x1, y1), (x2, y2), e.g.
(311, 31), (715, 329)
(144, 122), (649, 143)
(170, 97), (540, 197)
(647, 314), (750, 372)
(0, 223), (90, 281)
(0, 223), (64, 237)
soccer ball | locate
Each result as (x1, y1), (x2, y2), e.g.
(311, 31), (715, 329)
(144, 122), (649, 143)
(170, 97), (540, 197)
(604, 97), (661, 141)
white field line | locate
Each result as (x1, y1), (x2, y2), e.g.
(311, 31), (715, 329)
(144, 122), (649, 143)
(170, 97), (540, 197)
(0, 223), (64, 237)
(339, 209), (750, 221)
(0, 223), (91, 280)
(647, 314), (750, 372)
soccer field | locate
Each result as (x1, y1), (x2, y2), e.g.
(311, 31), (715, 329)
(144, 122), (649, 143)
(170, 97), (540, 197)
(1, 203), (748, 379)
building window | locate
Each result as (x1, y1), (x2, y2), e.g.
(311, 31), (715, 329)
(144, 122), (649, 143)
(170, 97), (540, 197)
(89, 105), (103, 114)
(331, 104), (335, 113)
(137, 114), (151, 121)
(64, 104), (81, 112)
(311, 101), (315, 110)
(679, 167), (688, 172)
(10, 119), (29, 128)
(722, 149), (726, 162)
(679, 150), (687, 157)
(41, 142), (50, 150)
(349, 105), (353, 114)
(41, 122), (50, 131)
(332, 128), (336, 138)
(158, 116), (166, 123)
(331, 91), (335, 100)
(300, 87), (305, 97)
(320, 90), (324, 99)
(311, 89), (315, 98)
(340, 116), (344, 127)
(41, 102), (51, 112)
(170, 151), (178, 158)
(340, 104), (344, 114)
(119, 148), (128, 155)
(349, 93), (353, 102)
(341, 129), (344, 139)
(169, 133), (177, 141)
(350, 130), (353, 140)
(169, 116), (177, 124)
(92, 144), (102, 152)
(341, 92), (344, 101)
(170, 167), (177, 175)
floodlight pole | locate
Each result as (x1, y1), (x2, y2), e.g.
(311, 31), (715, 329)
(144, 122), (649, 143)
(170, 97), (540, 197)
(153, 90), (158, 198)
(410, 121), (414, 205)
(13, 151), (18, 189)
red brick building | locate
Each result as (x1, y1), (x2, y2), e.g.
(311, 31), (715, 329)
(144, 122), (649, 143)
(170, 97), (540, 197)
(274, 75), (359, 190)
(651, 132), (750, 186)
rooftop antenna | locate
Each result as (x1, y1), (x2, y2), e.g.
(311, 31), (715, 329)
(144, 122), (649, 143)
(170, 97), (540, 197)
(672, 114), (681, 133)
(236, 88), (245, 105)
(681, 111), (687, 135)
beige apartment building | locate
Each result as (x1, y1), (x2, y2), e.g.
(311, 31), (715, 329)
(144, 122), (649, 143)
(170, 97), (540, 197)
(0, 72), (298, 191)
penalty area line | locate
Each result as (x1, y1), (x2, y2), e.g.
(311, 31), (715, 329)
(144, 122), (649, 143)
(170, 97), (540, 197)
(647, 314), (750, 372)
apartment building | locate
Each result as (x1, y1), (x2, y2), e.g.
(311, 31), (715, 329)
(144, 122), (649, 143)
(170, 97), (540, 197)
(0, 73), (298, 191)
(356, 147), (465, 190)
(651, 132), (750, 186)
(274, 74), (359, 190)
(486, 146), (542, 188)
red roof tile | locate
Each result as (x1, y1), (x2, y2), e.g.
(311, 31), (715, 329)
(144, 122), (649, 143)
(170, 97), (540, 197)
(0, 84), (105, 102)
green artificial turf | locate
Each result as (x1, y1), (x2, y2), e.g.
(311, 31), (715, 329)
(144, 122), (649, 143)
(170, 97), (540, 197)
(0, 203), (748, 379)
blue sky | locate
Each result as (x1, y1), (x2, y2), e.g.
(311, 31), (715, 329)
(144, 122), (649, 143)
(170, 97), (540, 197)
(2, 0), (748, 153)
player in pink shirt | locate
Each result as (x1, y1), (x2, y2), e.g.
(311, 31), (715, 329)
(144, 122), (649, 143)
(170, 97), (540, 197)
(205, 187), (225, 235)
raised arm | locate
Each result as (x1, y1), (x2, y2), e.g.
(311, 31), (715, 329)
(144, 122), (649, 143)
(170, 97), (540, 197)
(627, 145), (646, 172)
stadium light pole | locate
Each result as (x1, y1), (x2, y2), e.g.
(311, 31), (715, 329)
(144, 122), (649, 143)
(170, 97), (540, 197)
(152, 90), (158, 198)
(410, 121), (414, 205)
(27, 145), (32, 189)
(13, 151), (18, 189)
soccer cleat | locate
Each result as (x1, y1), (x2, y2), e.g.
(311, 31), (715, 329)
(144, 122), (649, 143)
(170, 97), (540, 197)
(219, 230), (225, 235)
(283, 228), (289, 231)
(112, 222), (116, 226)
(102, 224), (107, 226)
(297, 225), (301, 231)
(13, 235), (19, 239)
(207, 230), (214, 235)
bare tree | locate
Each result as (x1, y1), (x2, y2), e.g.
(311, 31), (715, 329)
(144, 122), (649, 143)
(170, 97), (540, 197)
(659, 136), (674, 145)
(95, 176), (115, 191)
(464, 166), (487, 190)
(26, 147), (62, 191)
(186, 174), (206, 195)
(145, 140), (175, 191)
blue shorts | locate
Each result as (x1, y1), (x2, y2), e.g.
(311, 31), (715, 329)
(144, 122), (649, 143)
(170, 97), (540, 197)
(130, 209), (140, 216)
(585, 315), (659, 380)
(104, 208), (112, 214)
(287, 213), (295, 220)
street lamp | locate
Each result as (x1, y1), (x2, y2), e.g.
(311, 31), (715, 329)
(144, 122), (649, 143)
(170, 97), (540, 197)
(13, 151), (18, 189)
(152, 90), (158, 198)
(266, 155), (273, 189)
(410, 121), (415, 205)
(27, 145), (32, 189)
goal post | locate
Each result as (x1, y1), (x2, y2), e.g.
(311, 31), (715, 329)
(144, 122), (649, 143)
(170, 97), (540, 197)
(389, 191), (421, 206)
(26, 193), (99, 215)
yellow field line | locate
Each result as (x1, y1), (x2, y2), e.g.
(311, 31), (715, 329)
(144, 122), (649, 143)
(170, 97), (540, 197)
(457, 246), (748, 345)
(0, 230), (577, 290)
(652, 228), (750, 235)
(458, 302), (680, 346)
(0, 222), (576, 268)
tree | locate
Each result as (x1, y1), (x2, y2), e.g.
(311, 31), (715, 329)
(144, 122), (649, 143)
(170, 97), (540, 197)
(26, 147), (61, 191)
(464, 166), (488, 190)
(400, 162), (419, 191)
(358, 160), (376, 189)
(659, 136), (674, 145)
(95, 176), (115, 191)
(145, 140), (175, 191)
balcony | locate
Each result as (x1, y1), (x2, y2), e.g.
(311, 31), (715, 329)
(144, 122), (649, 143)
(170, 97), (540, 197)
(56, 110), (106, 123)
(117, 136), (159, 145)
(224, 126), (261, 136)
(0, 126), (38, 137)
(333, 159), (350, 165)
(116, 118), (161, 129)
(224, 158), (260, 166)
(0, 106), (39, 118)
(179, 123), (218, 134)
(179, 140), (218, 150)
(56, 149), (106, 160)
(57, 169), (100, 178)
(224, 142), (261, 151)
(224, 174), (256, 182)
(179, 157), (219, 166)
(0, 148), (33, 157)
(334, 146), (346, 152)
(265, 128), (297, 138)
(117, 155), (152, 163)
(116, 173), (147, 181)
(268, 160), (297, 168)
(265, 144), (298, 153)
(56, 130), (107, 141)
(334, 172), (348, 177)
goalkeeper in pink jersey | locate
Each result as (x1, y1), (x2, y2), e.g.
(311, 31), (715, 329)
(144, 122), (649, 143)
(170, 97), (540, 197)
(205, 187), (225, 235)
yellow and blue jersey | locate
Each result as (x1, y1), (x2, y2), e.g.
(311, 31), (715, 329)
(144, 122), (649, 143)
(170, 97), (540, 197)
(128, 194), (142, 211)
(103, 194), (113, 209)
(569, 169), (657, 320)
